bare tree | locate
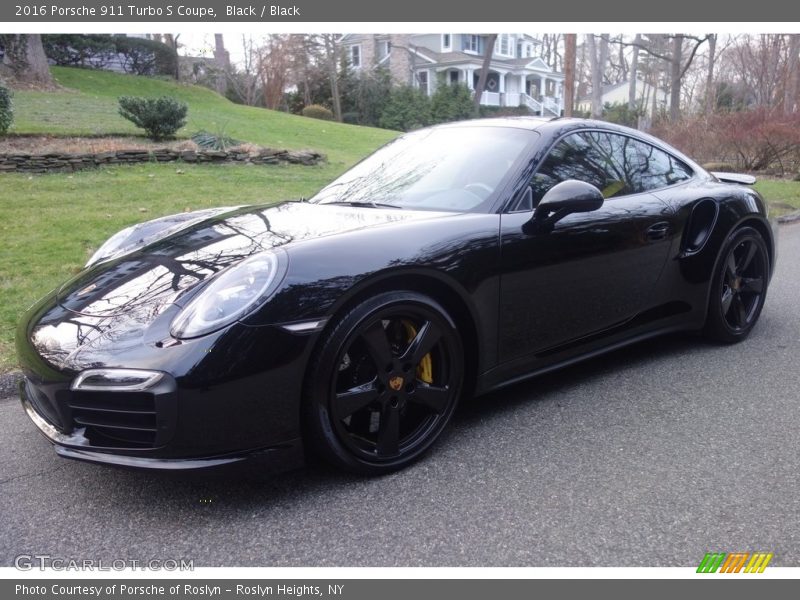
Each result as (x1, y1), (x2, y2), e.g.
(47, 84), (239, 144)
(224, 35), (262, 106)
(629, 34), (641, 111)
(704, 34), (717, 115)
(161, 34), (181, 80)
(785, 34), (799, 113)
(564, 34), (577, 117)
(473, 34), (498, 115)
(321, 34), (342, 122)
(587, 34), (609, 118)
(213, 34), (230, 94)
(625, 34), (708, 121)
(258, 35), (295, 110)
(1, 34), (53, 86)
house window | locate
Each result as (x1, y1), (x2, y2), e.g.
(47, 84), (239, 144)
(463, 35), (481, 54)
(350, 44), (361, 68)
(498, 34), (511, 56)
(377, 40), (390, 61)
(442, 34), (451, 51)
(525, 44), (533, 58)
(449, 71), (459, 84)
(416, 70), (429, 95)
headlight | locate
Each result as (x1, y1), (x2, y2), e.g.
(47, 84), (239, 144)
(170, 251), (286, 339)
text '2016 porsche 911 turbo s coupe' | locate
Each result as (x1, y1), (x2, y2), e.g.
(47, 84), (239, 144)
(17, 117), (777, 475)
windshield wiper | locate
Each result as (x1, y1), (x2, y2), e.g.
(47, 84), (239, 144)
(324, 201), (404, 209)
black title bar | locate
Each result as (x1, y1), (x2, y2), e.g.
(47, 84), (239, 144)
(2, 0), (800, 23)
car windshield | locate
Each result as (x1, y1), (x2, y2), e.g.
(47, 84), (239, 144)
(310, 126), (535, 212)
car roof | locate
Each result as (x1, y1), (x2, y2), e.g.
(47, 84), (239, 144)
(431, 116), (650, 138)
(433, 116), (556, 131)
(429, 116), (710, 179)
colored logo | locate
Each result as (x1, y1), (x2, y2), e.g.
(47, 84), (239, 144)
(697, 552), (773, 573)
(388, 376), (404, 392)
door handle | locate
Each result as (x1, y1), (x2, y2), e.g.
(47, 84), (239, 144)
(645, 221), (671, 241)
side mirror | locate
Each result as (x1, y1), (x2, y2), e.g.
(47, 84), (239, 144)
(525, 180), (604, 234)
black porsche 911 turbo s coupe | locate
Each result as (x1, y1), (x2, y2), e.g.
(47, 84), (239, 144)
(17, 117), (777, 475)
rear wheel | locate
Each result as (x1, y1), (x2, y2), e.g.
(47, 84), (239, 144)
(704, 226), (769, 343)
(303, 291), (464, 475)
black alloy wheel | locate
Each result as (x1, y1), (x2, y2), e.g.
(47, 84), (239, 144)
(705, 226), (769, 343)
(304, 291), (464, 475)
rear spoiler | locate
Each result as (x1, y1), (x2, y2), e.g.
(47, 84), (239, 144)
(711, 171), (757, 185)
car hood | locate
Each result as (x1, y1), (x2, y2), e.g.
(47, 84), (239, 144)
(56, 201), (450, 319)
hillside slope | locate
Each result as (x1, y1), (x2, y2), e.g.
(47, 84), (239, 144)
(10, 66), (397, 165)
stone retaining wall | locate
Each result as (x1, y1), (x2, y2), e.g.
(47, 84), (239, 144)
(0, 148), (325, 173)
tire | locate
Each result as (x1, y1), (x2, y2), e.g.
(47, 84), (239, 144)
(704, 226), (769, 343)
(303, 291), (464, 475)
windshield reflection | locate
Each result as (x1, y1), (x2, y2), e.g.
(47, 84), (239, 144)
(311, 126), (534, 212)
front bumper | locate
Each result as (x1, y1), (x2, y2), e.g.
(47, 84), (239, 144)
(16, 313), (318, 471)
(20, 377), (304, 471)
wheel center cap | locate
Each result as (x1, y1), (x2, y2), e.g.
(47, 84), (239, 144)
(388, 375), (404, 392)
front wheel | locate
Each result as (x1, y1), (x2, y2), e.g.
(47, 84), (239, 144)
(303, 291), (464, 475)
(704, 226), (769, 343)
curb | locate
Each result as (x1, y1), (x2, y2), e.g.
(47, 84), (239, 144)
(777, 211), (800, 225)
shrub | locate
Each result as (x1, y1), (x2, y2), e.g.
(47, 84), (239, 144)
(41, 34), (178, 77)
(113, 36), (177, 78)
(652, 109), (800, 174)
(479, 105), (530, 118)
(191, 129), (240, 151)
(118, 96), (188, 140)
(340, 69), (393, 127)
(41, 34), (116, 67)
(0, 82), (12, 136)
(341, 112), (360, 125)
(601, 102), (643, 128)
(379, 86), (431, 132)
(431, 83), (474, 124)
(702, 162), (737, 173)
(301, 104), (334, 121)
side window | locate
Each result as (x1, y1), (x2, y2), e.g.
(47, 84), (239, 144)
(630, 139), (694, 191)
(530, 131), (637, 206)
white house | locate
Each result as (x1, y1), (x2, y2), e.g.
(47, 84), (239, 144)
(577, 80), (670, 118)
(340, 34), (565, 117)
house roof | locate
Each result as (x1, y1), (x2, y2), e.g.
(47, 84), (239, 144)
(410, 49), (563, 77)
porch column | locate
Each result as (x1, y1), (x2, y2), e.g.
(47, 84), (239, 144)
(466, 68), (474, 90)
(541, 77), (549, 97)
(519, 74), (526, 96)
(499, 72), (506, 93)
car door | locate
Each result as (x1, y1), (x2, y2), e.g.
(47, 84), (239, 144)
(497, 129), (675, 364)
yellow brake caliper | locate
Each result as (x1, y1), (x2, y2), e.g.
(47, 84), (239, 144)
(401, 320), (433, 384)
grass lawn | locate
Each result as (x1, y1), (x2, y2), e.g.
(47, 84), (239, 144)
(753, 178), (800, 216)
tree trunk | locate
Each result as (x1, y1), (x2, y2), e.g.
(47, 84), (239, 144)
(704, 34), (717, 115)
(162, 34), (180, 80)
(669, 35), (683, 122)
(1, 34), (53, 86)
(323, 35), (342, 122)
(213, 34), (230, 94)
(588, 34), (608, 118)
(564, 34), (577, 117)
(785, 34), (800, 114)
(473, 34), (498, 116)
(628, 34), (640, 111)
